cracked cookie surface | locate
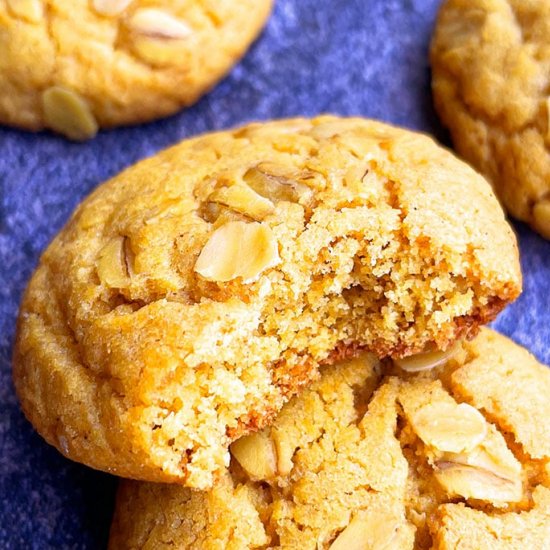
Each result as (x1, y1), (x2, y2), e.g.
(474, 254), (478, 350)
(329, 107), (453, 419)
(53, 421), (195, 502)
(13, 117), (521, 488)
(0, 0), (272, 139)
(109, 329), (550, 549)
(431, 0), (550, 239)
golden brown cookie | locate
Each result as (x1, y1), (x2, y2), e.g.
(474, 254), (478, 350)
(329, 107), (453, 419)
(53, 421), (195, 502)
(109, 329), (550, 549)
(0, 0), (273, 139)
(13, 117), (521, 488)
(431, 0), (550, 239)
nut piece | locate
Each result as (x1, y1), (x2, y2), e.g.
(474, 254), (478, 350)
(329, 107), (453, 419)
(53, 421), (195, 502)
(128, 8), (191, 39)
(128, 9), (192, 65)
(433, 430), (523, 505)
(200, 202), (247, 225)
(271, 428), (296, 476)
(310, 120), (356, 139)
(412, 402), (487, 454)
(230, 432), (276, 481)
(395, 343), (458, 373)
(201, 203), (264, 228)
(533, 199), (550, 240)
(243, 163), (315, 206)
(7, 0), (43, 23)
(434, 460), (523, 504)
(208, 184), (275, 221)
(42, 86), (98, 141)
(329, 512), (406, 550)
(194, 221), (280, 283)
(92, 0), (132, 17)
(97, 237), (130, 288)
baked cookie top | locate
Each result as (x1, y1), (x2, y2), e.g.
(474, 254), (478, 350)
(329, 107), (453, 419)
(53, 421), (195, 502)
(13, 117), (521, 488)
(0, 0), (272, 139)
(431, 0), (550, 239)
(109, 329), (550, 550)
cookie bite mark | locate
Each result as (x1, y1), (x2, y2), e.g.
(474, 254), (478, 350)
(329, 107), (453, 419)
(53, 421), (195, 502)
(226, 406), (280, 441)
(324, 340), (370, 364)
(13, 117), (521, 488)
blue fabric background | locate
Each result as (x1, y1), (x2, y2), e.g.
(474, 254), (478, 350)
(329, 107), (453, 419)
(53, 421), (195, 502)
(0, 1), (548, 547)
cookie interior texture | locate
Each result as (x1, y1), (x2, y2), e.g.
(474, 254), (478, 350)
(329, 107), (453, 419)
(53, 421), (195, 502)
(109, 329), (550, 550)
(0, 0), (273, 138)
(431, 0), (550, 239)
(13, 117), (521, 488)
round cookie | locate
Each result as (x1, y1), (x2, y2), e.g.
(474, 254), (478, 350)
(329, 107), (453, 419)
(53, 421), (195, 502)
(431, 0), (550, 239)
(0, 0), (273, 140)
(109, 329), (550, 550)
(13, 116), (521, 488)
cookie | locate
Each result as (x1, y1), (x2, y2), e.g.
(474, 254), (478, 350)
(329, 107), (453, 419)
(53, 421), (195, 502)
(109, 329), (550, 549)
(13, 116), (521, 488)
(431, 0), (550, 239)
(0, 0), (272, 140)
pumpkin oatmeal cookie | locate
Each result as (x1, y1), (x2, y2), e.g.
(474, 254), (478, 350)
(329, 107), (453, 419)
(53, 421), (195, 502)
(431, 0), (550, 239)
(0, 0), (272, 139)
(13, 117), (521, 488)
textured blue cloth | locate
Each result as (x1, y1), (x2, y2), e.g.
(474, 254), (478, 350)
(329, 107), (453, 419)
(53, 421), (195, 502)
(0, 1), (548, 547)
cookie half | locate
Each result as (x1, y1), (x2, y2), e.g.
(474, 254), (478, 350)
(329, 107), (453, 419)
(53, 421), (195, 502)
(13, 117), (521, 488)
(431, 0), (550, 239)
(109, 329), (550, 549)
(0, 0), (272, 139)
